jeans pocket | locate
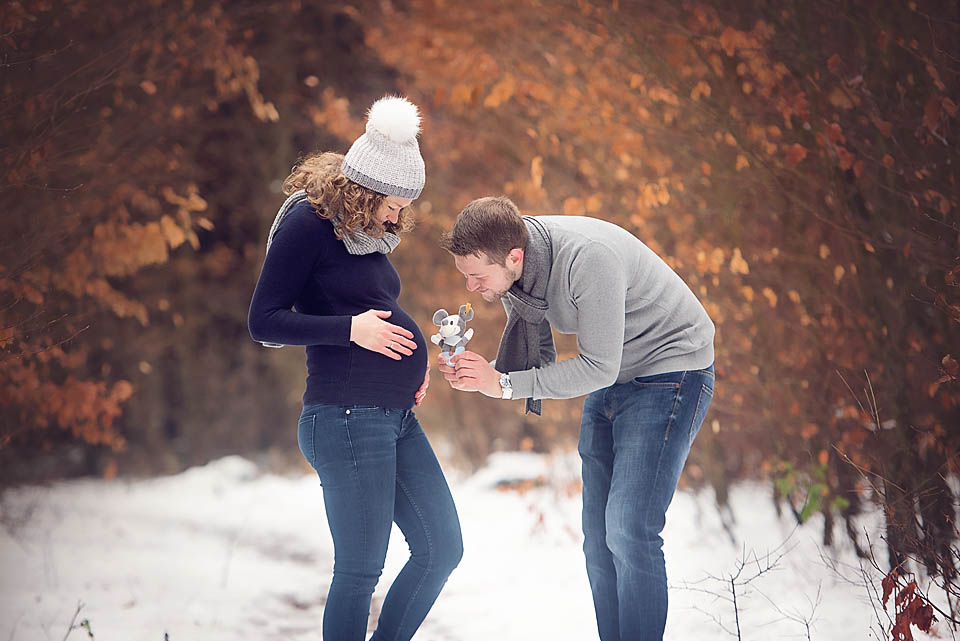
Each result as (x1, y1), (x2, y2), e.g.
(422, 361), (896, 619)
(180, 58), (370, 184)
(343, 405), (383, 414)
(690, 383), (714, 446)
(297, 413), (317, 468)
(696, 368), (715, 394)
(625, 376), (684, 441)
(631, 371), (682, 389)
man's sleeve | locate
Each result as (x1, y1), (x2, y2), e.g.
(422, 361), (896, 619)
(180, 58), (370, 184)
(509, 242), (625, 400)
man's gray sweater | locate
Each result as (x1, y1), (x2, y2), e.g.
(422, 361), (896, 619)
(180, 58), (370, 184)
(506, 215), (715, 401)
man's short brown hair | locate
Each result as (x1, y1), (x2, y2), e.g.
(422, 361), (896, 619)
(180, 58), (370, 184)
(439, 196), (528, 265)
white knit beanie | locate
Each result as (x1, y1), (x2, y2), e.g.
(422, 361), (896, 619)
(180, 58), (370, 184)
(341, 96), (425, 199)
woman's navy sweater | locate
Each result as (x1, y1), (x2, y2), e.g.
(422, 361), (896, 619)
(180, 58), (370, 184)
(248, 201), (428, 409)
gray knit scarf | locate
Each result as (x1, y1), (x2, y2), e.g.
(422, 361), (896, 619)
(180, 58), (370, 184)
(265, 189), (401, 256)
(495, 216), (556, 416)
(259, 190), (400, 348)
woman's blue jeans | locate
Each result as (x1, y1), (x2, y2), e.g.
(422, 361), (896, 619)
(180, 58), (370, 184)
(578, 366), (714, 641)
(297, 404), (462, 641)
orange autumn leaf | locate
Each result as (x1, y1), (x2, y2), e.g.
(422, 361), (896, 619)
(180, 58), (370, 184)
(943, 97), (957, 117)
(729, 248), (750, 275)
(563, 197), (584, 215)
(826, 122), (845, 143)
(942, 355), (959, 377)
(836, 146), (854, 170)
(785, 143), (807, 168)
(530, 156), (544, 189)
(871, 114), (894, 137)
(160, 215), (186, 249)
(690, 80), (711, 101)
(484, 74), (516, 108)
(762, 287), (778, 308)
(585, 193), (603, 212)
(923, 96), (942, 130)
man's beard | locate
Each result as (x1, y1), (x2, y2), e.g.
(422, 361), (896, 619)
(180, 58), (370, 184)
(485, 264), (522, 301)
(482, 289), (507, 302)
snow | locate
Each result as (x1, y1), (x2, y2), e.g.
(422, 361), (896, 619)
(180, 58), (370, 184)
(0, 451), (943, 640)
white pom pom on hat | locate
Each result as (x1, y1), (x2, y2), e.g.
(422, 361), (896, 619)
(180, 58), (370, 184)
(365, 96), (421, 143)
(341, 95), (425, 199)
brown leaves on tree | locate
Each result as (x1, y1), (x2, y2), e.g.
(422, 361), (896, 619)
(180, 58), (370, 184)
(785, 143), (807, 168)
(883, 572), (936, 640)
(0, 0), (280, 464)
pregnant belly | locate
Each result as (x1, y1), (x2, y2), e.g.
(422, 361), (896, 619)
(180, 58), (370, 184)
(349, 306), (428, 390)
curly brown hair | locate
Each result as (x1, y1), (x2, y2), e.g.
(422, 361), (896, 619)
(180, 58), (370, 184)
(281, 151), (414, 239)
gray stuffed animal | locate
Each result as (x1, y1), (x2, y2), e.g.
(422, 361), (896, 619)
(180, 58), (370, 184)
(431, 303), (475, 364)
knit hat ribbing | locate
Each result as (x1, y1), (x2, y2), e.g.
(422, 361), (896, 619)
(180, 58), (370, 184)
(341, 96), (425, 199)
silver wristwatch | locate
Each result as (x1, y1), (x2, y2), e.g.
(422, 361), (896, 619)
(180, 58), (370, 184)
(499, 372), (513, 400)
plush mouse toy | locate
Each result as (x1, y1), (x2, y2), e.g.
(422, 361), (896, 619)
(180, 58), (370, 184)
(431, 303), (475, 364)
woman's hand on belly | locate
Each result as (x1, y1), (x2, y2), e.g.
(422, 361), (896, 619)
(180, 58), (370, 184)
(414, 365), (431, 406)
(349, 309), (419, 360)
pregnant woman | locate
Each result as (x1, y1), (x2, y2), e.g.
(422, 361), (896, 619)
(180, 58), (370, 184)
(248, 96), (462, 641)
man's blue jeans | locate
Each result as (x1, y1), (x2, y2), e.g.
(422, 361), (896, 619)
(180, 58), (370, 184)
(578, 365), (714, 641)
(297, 404), (462, 641)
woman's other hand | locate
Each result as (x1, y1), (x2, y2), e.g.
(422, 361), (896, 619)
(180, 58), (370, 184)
(350, 309), (418, 360)
(415, 366), (430, 406)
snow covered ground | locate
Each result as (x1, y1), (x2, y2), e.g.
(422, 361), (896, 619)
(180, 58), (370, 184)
(0, 451), (942, 641)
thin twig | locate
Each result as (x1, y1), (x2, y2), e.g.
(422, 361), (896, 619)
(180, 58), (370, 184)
(831, 444), (903, 494)
(61, 602), (83, 641)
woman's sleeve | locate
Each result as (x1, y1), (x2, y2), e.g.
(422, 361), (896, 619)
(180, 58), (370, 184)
(247, 209), (352, 346)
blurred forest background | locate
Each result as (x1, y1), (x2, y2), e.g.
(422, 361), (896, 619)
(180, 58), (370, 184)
(2, 0), (958, 609)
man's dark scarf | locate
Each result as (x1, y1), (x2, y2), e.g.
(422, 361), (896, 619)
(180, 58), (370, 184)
(494, 216), (556, 416)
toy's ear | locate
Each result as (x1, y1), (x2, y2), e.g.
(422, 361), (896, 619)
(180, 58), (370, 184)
(458, 304), (475, 322)
(432, 309), (449, 325)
